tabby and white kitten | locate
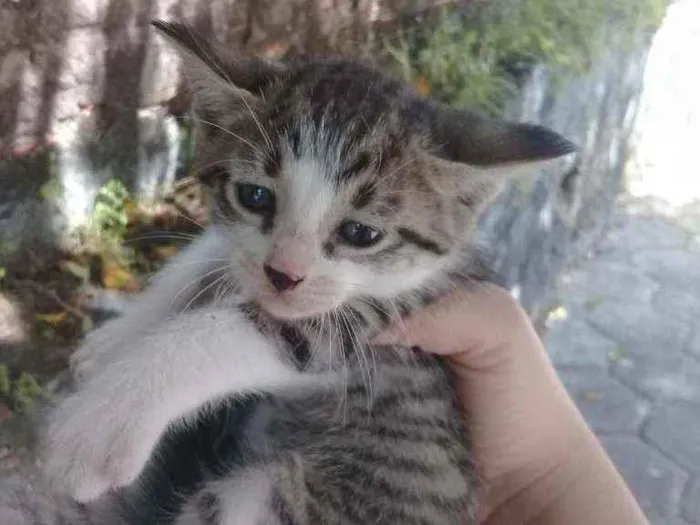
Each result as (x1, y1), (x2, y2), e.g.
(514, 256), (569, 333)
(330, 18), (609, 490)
(0, 21), (575, 525)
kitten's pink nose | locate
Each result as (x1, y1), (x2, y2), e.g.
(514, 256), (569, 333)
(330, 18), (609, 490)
(264, 264), (304, 292)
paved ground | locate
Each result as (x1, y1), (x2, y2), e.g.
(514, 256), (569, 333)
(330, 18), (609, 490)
(546, 196), (700, 525)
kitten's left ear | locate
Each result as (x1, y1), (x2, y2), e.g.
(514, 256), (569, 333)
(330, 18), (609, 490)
(151, 21), (285, 133)
(424, 102), (577, 199)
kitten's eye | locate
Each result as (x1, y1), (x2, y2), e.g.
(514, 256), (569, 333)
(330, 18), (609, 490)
(236, 183), (275, 214)
(338, 221), (383, 248)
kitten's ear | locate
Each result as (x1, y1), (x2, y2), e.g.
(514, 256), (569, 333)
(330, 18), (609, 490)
(151, 21), (284, 132)
(425, 103), (577, 201)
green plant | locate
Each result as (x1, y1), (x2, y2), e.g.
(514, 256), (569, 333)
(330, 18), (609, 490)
(71, 178), (136, 268)
(386, 13), (516, 114)
(90, 178), (130, 242)
(0, 365), (45, 414)
(384, 0), (666, 114)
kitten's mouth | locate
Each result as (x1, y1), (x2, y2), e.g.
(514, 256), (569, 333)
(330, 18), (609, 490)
(254, 292), (310, 321)
(255, 290), (331, 321)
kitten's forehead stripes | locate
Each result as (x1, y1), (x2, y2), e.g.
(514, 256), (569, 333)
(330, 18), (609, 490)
(351, 182), (376, 209)
(339, 151), (372, 182)
(288, 127), (302, 158)
(397, 228), (447, 256)
(458, 195), (477, 208)
(264, 60), (414, 184)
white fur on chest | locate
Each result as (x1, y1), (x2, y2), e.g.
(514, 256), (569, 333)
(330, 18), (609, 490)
(176, 470), (279, 525)
(218, 470), (280, 525)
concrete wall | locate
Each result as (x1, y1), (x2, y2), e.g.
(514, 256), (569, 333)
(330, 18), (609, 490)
(0, 0), (445, 249)
(0, 0), (440, 149)
(478, 30), (655, 319)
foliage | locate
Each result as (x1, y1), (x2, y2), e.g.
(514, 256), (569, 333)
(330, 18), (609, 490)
(91, 179), (131, 243)
(384, 0), (666, 114)
(0, 365), (45, 414)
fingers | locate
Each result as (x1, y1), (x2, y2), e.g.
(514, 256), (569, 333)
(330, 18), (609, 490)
(373, 283), (530, 357)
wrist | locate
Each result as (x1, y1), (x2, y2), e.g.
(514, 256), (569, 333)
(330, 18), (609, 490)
(480, 416), (647, 525)
(476, 405), (593, 524)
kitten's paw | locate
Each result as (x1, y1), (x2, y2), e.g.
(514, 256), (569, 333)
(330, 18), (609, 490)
(42, 390), (160, 502)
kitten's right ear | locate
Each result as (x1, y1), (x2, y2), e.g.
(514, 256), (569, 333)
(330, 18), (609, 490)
(151, 21), (285, 133)
(422, 102), (577, 205)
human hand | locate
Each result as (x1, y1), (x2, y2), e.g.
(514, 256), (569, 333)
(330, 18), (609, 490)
(374, 284), (648, 525)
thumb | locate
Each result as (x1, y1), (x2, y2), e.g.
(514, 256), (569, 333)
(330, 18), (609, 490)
(372, 284), (526, 357)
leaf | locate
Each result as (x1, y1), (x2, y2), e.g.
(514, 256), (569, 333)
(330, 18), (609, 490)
(101, 262), (135, 290)
(39, 177), (61, 201)
(14, 372), (43, 413)
(35, 311), (68, 326)
(547, 306), (568, 323)
(15, 372), (42, 399)
(258, 40), (291, 59)
(122, 199), (140, 225)
(0, 242), (18, 257)
(59, 259), (90, 281)
(81, 315), (94, 335)
(0, 365), (10, 396)
(122, 278), (142, 293)
(0, 266), (5, 282)
(607, 345), (627, 364)
(581, 391), (601, 402)
(153, 245), (178, 260)
(413, 76), (431, 97)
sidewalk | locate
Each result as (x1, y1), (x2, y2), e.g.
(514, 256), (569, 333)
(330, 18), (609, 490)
(546, 196), (700, 524)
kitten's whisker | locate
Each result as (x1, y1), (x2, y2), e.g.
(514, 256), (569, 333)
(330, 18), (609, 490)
(166, 258), (231, 268)
(343, 306), (376, 410)
(184, 29), (275, 156)
(329, 311), (350, 419)
(124, 232), (201, 244)
(171, 265), (229, 310)
(235, 91), (275, 156)
(337, 309), (363, 420)
(168, 206), (206, 232)
(383, 296), (410, 344)
(367, 155), (421, 194)
(213, 275), (234, 308)
(190, 116), (265, 160)
(365, 297), (395, 326)
(181, 271), (231, 313)
(194, 158), (261, 177)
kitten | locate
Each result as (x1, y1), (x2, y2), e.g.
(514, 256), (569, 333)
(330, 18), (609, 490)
(0, 21), (575, 525)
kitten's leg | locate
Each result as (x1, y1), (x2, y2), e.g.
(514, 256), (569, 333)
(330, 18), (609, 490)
(71, 227), (230, 379)
(43, 307), (326, 504)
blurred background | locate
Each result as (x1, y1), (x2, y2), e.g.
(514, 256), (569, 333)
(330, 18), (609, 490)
(0, 0), (698, 522)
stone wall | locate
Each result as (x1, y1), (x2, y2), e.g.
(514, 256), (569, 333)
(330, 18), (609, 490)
(0, 0), (445, 150)
(477, 30), (655, 320)
(0, 0), (446, 250)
